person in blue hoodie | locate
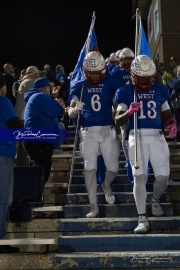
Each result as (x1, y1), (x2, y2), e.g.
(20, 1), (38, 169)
(23, 77), (64, 187)
(0, 74), (22, 253)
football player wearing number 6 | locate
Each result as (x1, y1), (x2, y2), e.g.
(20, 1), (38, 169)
(68, 51), (120, 218)
(115, 55), (177, 234)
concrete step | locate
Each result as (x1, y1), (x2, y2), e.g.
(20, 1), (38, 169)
(66, 192), (168, 204)
(168, 142), (180, 147)
(73, 168), (129, 175)
(0, 238), (57, 256)
(69, 181), (180, 193)
(32, 206), (63, 213)
(5, 216), (180, 235)
(58, 216), (180, 232)
(45, 183), (68, 188)
(73, 160), (127, 168)
(71, 174), (155, 184)
(57, 233), (180, 252)
(50, 166), (70, 172)
(54, 251), (180, 269)
(7, 219), (61, 233)
(57, 143), (75, 150)
(64, 203), (173, 218)
(73, 161), (180, 170)
(0, 238), (56, 245)
(71, 169), (180, 180)
(69, 183), (153, 193)
(169, 164), (180, 170)
(0, 253), (56, 270)
(1, 251), (178, 269)
(73, 149), (180, 157)
(73, 156), (126, 162)
(52, 153), (72, 159)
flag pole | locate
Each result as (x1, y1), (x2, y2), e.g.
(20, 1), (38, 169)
(86, 11), (96, 54)
(135, 8), (140, 57)
(68, 12), (96, 193)
(133, 8), (140, 169)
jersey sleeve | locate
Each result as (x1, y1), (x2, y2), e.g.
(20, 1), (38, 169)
(115, 85), (132, 105)
(0, 98), (17, 122)
(68, 80), (85, 103)
(111, 78), (122, 97)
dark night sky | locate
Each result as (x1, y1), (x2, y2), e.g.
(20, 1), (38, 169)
(0, 0), (136, 74)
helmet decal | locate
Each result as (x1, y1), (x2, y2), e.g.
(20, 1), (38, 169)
(131, 55), (156, 91)
(83, 51), (106, 84)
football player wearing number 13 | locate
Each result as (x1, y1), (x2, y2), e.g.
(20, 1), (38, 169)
(68, 51), (120, 218)
(115, 55), (177, 234)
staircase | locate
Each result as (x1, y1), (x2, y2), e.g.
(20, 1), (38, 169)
(1, 127), (180, 270)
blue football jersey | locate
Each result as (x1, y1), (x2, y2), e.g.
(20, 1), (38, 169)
(115, 83), (170, 130)
(111, 66), (132, 87)
(70, 77), (120, 127)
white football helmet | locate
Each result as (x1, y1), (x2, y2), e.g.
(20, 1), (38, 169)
(119, 48), (135, 59)
(105, 57), (110, 65)
(119, 47), (134, 69)
(83, 51), (106, 84)
(109, 52), (118, 63)
(131, 55), (156, 91)
(116, 49), (122, 58)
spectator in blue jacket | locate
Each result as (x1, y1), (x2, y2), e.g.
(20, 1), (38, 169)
(0, 74), (21, 253)
(23, 77), (65, 188)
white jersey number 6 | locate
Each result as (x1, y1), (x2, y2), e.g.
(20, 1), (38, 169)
(91, 94), (101, 111)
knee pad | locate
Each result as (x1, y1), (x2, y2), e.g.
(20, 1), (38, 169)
(154, 175), (169, 188)
(84, 161), (97, 171)
(134, 174), (146, 185)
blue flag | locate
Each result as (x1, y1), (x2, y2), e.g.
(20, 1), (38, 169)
(137, 15), (151, 57)
(69, 14), (98, 98)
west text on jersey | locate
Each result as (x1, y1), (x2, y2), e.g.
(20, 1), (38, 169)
(87, 88), (102, 93)
(137, 93), (154, 99)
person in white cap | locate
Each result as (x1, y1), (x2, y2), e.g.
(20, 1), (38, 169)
(15, 66), (39, 165)
(15, 66), (39, 121)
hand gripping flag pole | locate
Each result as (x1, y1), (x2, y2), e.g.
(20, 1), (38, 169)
(68, 12), (98, 193)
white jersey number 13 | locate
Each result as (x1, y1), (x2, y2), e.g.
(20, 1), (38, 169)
(138, 100), (157, 119)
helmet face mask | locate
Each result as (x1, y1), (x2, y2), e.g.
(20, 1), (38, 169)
(131, 55), (156, 91)
(120, 57), (134, 70)
(84, 70), (106, 84)
(83, 51), (106, 84)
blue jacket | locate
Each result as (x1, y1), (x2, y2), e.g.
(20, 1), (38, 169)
(24, 88), (64, 148)
(0, 96), (17, 160)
